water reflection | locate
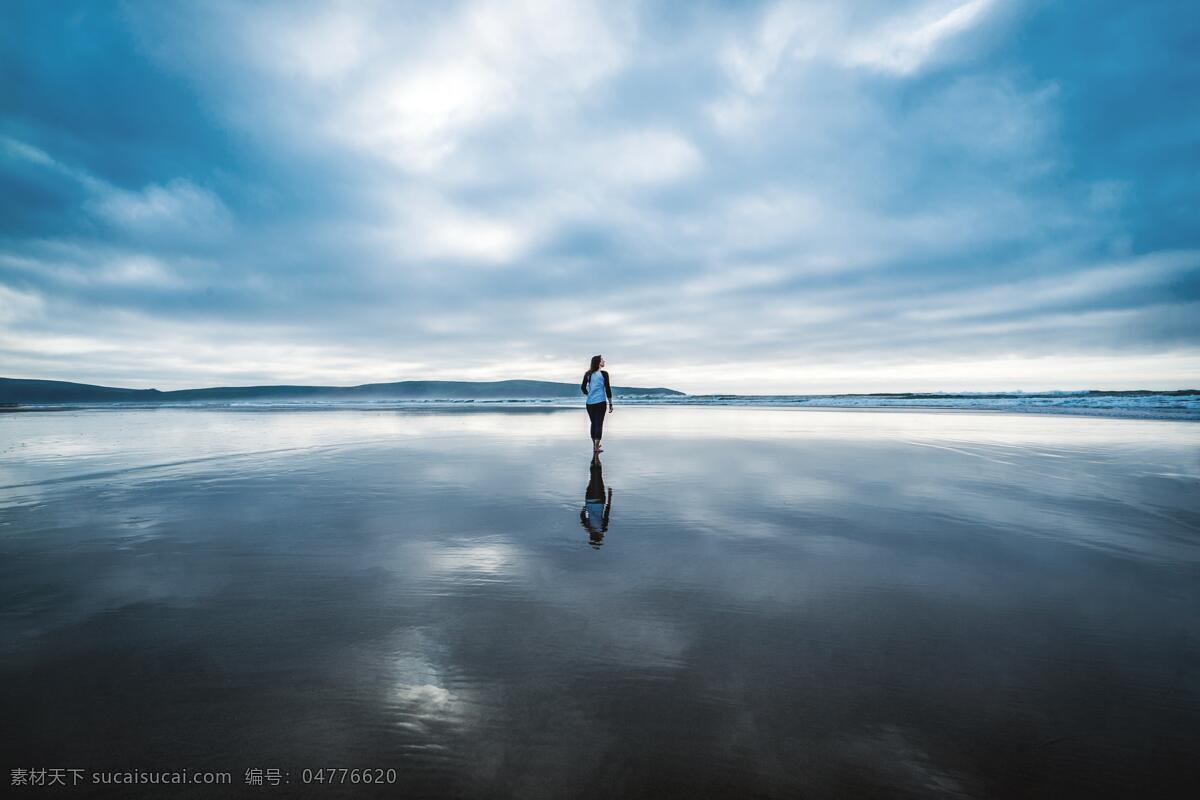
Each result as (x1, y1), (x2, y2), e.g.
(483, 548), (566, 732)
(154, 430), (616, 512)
(1, 408), (1198, 798)
(580, 455), (613, 548)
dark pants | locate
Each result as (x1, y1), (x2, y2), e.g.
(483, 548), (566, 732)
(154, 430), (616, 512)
(586, 402), (607, 440)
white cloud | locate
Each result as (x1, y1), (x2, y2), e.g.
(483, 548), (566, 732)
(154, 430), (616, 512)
(0, 245), (195, 291)
(97, 256), (184, 288)
(595, 129), (702, 186)
(340, 58), (510, 172)
(417, 206), (531, 264)
(3, 136), (231, 242)
(1, 135), (107, 192)
(720, 0), (999, 96)
(680, 265), (791, 298)
(1, 136), (57, 168)
(0, 285), (44, 324)
(243, 4), (374, 82)
(908, 74), (1059, 162)
(720, 2), (822, 95)
(846, 0), (996, 76)
(903, 251), (1200, 323)
(322, 0), (631, 170)
(370, 192), (535, 265)
(88, 179), (232, 240)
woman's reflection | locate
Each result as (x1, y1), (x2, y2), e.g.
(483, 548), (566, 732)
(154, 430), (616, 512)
(580, 455), (612, 548)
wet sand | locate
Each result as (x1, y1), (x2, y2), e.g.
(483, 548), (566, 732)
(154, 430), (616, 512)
(2, 407), (1198, 798)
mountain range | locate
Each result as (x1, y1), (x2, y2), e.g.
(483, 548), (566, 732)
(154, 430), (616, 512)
(0, 377), (685, 405)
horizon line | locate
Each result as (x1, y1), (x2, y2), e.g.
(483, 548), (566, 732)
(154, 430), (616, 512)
(3, 376), (1197, 397)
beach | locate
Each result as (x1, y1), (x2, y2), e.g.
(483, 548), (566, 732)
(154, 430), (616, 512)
(2, 406), (1198, 797)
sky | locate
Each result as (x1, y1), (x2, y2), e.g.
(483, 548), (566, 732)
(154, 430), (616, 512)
(2, 0), (1198, 394)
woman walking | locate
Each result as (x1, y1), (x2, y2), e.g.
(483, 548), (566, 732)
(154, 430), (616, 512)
(581, 355), (613, 454)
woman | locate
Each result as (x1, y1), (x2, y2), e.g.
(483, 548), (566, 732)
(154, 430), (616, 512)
(580, 354), (613, 453)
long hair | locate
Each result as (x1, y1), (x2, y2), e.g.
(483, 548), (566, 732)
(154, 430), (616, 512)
(582, 354), (603, 393)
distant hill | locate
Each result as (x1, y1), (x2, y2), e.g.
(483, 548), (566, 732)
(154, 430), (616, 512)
(0, 377), (686, 405)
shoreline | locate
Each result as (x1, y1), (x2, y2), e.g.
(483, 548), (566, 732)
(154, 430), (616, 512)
(2, 402), (1197, 422)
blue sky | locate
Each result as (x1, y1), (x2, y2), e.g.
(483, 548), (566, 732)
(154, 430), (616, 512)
(2, 0), (1197, 393)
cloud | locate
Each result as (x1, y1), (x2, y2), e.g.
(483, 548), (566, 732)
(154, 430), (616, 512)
(87, 179), (232, 241)
(0, 0), (1197, 391)
(201, 0), (634, 172)
(594, 129), (702, 186)
(0, 284), (44, 324)
(720, 0), (1001, 95)
(3, 135), (231, 243)
(846, 0), (998, 75)
(901, 251), (1200, 323)
(401, 197), (533, 265)
(2, 136), (59, 169)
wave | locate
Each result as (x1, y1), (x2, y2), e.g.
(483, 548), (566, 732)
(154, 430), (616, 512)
(8, 391), (1198, 420)
(631, 392), (1200, 420)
